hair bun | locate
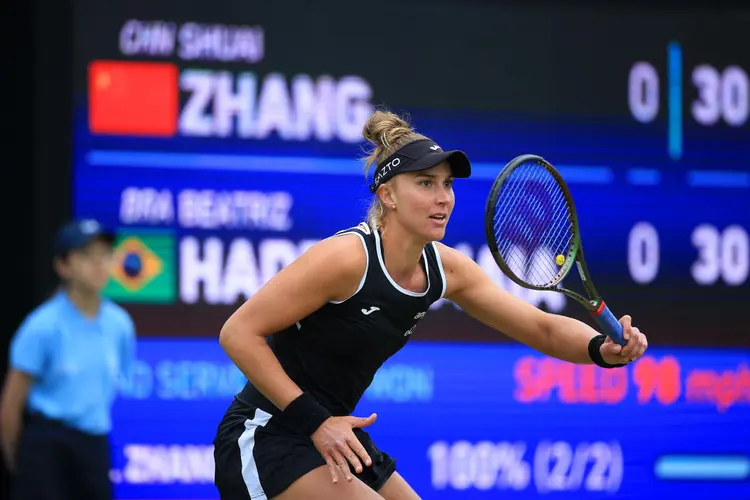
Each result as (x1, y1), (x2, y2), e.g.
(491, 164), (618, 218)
(360, 108), (428, 178)
(362, 110), (413, 149)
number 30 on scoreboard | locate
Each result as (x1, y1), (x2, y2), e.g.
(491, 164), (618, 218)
(628, 222), (750, 286)
(628, 61), (749, 128)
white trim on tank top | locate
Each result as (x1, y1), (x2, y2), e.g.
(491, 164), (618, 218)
(373, 228), (431, 298)
(431, 241), (448, 299)
(328, 229), (370, 304)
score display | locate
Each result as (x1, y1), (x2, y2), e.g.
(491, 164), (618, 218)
(108, 340), (750, 500)
(629, 41), (750, 160)
(72, 1), (750, 348)
(627, 222), (749, 287)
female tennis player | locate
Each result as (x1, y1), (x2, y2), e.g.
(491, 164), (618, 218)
(213, 110), (648, 500)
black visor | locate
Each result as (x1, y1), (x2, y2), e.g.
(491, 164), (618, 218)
(369, 139), (472, 193)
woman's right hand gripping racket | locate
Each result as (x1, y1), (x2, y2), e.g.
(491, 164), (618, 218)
(484, 154), (627, 347)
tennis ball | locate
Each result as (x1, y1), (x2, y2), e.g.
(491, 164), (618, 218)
(555, 254), (565, 266)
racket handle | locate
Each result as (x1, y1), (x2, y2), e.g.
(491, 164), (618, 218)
(591, 302), (627, 346)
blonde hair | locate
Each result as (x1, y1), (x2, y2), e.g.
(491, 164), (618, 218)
(361, 109), (429, 229)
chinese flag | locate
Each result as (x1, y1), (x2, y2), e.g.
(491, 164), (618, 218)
(88, 60), (178, 136)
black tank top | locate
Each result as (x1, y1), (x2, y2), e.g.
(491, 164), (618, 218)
(237, 222), (446, 416)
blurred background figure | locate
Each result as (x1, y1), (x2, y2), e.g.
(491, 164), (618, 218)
(0, 219), (136, 500)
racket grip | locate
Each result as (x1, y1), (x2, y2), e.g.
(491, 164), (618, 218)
(591, 302), (627, 346)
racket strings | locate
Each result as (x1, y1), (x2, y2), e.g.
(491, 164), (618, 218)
(493, 172), (551, 255)
(542, 204), (574, 256)
(491, 161), (574, 287)
(492, 176), (531, 238)
(520, 192), (568, 285)
(495, 166), (559, 244)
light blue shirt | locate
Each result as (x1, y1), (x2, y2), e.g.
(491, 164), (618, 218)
(10, 291), (136, 435)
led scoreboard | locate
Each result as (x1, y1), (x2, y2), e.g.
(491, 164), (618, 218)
(73, 3), (749, 346)
(71, 2), (749, 499)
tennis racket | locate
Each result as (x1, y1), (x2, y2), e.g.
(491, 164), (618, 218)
(484, 154), (626, 346)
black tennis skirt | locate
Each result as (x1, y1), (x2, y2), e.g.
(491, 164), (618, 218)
(212, 397), (397, 499)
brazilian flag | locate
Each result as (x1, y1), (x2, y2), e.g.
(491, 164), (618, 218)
(104, 229), (176, 303)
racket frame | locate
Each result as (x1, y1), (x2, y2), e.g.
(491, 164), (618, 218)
(484, 154), (626, 345)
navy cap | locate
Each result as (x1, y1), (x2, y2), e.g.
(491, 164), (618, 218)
(54, 219), (115, 256)
(369, 139), (472, 193)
